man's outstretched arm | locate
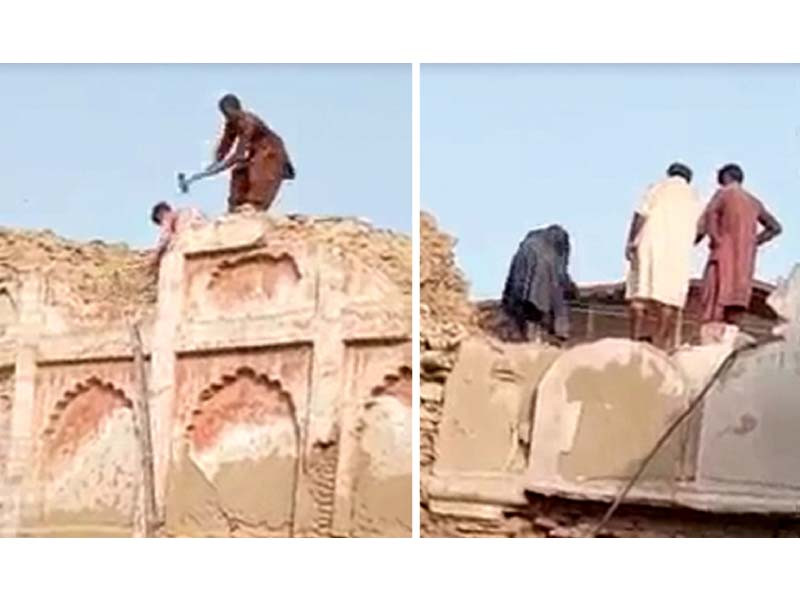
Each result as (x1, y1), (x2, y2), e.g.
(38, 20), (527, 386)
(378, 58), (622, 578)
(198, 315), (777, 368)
(757, 204), (782, 246)
(694, 218), (707, 245)
(201, 123), (253, 177)
(625, 213), (644, 261)
(214, 121), (237, 162)
(696, 191), (721, 246)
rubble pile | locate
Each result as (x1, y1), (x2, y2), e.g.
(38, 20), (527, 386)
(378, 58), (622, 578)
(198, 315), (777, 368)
(420, 212), (474, 343)
(278, 215), (411, 296)
(419, 212), (800, 538)
(0, 227), (157, 322)
(419, 212), (477, 473)
(0, 215), (412, 326)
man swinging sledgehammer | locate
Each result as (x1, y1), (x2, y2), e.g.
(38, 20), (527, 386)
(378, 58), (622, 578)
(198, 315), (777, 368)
(179, 94), (295, 213)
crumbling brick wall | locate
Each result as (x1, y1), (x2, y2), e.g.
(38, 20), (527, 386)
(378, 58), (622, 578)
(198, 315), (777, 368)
(419, 213), (475, 475)
(0, 227), (157, 322)
(420, 211), (800, 538)
(0, 214), (411, 538)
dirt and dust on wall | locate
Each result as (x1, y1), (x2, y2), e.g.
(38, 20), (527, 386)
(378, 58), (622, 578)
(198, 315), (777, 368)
(421, 211), (800, 538)
(420, 212), (476, 474)
(0, 227), (157, 326)
(0, 212), (411, 538)
(0, 227), (157, 535)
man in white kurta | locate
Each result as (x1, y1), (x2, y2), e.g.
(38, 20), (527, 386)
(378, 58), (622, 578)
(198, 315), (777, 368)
(624, 163), (701, 350)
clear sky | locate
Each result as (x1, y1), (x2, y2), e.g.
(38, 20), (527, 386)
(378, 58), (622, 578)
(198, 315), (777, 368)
(0, 64), (411, 248)
(422, 64), (800, 298)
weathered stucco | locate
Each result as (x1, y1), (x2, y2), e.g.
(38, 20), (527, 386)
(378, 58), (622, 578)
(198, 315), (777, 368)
(337, 342), (412, 537)
(527, 339), (689, 497)
(437, 337), (560, 475)
(425, 271), (800, 535)
(0, 213), (411, 537)
(422, 212), (800, 536)
(351, 390), (412, 537)
(690, 340), (800, 510)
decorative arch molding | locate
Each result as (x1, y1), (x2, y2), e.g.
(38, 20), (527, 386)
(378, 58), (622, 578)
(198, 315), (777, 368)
(206, 251), (301, 304)
(185, 366), (299, 453)
(0, 286), (18, 329)
(0, 371), (12, 468)
(369, 365), (412, 407)
(349, 363), (413, 538)
(41, 376), (133, 468)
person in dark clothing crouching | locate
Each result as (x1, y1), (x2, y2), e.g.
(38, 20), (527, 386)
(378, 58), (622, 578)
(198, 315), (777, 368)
(501, 225), (577, 344)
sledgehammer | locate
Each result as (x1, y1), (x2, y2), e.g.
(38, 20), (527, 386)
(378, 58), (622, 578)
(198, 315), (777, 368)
(177, 155), (245, 193)
(177, 170), (213, 194)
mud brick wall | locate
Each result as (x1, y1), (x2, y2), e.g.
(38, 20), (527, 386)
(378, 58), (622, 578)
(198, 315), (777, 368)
(420, 211), (800, 538)
(419, 212), (475, 476)
(0, 213), (411, 538)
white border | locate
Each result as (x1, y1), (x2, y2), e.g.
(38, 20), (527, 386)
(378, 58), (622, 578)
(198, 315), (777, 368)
(2, 1), (800, 62)
(411, 63), (421, 538)
(3, 1), (800, 597)
(0, 538), (794, 598)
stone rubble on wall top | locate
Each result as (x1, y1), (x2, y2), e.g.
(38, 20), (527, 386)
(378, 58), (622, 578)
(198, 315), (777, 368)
(0, 213), (411, 332)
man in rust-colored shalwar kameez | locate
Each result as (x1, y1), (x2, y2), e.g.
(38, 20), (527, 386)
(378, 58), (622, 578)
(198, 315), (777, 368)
(205, 94), (294, 213)
(696, 164), (782, 329)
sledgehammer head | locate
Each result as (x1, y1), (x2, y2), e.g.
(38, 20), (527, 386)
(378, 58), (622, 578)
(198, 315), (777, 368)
(177, 172), (189, 194)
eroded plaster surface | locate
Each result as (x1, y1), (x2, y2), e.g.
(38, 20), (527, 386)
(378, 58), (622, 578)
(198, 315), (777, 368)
(436, 336), (560, 475)
(525, 339), (688, 495)
(427, 266), (800, 519)
(0, 214), (411, 537)
(336, 342), (412, 537)
(421, 212), (800, 534)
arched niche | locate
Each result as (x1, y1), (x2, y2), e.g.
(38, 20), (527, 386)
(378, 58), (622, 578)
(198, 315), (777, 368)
(350, 365), (412, 537)
(525, 339), (689, 499)
(37, 377), (138, 537)
(166, 367), (301, 537)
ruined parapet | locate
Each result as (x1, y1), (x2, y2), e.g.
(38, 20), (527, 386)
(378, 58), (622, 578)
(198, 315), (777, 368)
(475, 280), (779, 345)
(422, 213), (800, 537)
(0, 212), (411, 537)
(420, 212), (473, 340)
(525, 339), (690, 503)
(0, 227), (156, 328)
(426, 322), (800, 531)
(426, 337), (701, 518)
(425, 328), (800, 535)
(768, 263), (800, 339)
(419, 212), (476, 477)
(523, 323), (800, 515)
(522, 266), (800, 516)
(426, 336), (560, 520)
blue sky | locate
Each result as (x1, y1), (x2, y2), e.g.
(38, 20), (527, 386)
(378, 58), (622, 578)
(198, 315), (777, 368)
(422, 64), (800, 298)
(0, 64), (410, 248)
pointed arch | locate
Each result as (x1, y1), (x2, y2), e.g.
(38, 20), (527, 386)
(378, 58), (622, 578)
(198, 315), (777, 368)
(41, 377), (133, 469)
(206, 252), (301, 306)
(185, 366), (298, 452)
(370, 365), (412, 407)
